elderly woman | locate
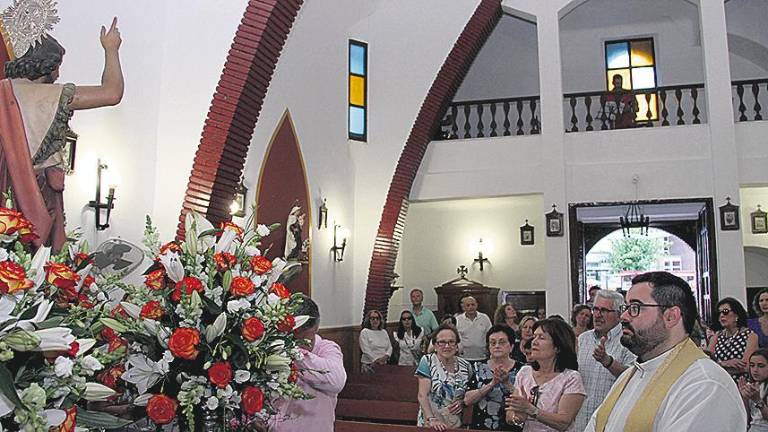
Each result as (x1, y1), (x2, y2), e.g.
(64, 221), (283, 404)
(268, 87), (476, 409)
(749, 288), (768, 348)
(394, 310), (424, 366)
(359, 309), (392, 373)
(512, 316), (537, 364)
(709, 297), (758, 381)
(570, 305), (592, 338)
(505, 319), (585, 432)
(416, 324), (473, 431)
(495, 303), (521, 334)
(464, 325), (524, 431)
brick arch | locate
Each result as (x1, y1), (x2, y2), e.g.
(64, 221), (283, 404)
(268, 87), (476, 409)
(176, 0), (304, 239)
(363, 0), (502, 320)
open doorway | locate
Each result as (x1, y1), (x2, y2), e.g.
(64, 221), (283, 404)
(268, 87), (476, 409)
(569, 198), (718, 324)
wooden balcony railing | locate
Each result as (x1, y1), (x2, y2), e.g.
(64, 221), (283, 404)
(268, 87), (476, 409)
(563, 83), (706, 133)
(435, 96), (541, 140)
(733, 78), (768, 122)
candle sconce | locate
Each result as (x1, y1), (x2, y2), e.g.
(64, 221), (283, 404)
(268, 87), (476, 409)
(87, 159), (115, 231)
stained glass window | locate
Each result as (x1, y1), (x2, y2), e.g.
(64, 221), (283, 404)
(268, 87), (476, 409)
(349, 40), (367, 141)
(604, 38), (658, 121)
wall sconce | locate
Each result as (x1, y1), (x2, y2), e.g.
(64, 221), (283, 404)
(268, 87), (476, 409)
(318, 198), (328, 229)
(473, 238), (490, 271)
(229, 180), (247, 218)
(87, 159), (115, 231)
(331, 224), (348, 262)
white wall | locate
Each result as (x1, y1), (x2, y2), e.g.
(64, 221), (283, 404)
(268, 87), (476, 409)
(726, 0), (768, 81)
(392, 195), (545, 318)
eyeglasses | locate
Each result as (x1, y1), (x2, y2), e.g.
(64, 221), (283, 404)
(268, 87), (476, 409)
(402, 317), (413, 321)
(489, 339), (510, 347)
(435, 340), (457, 347)
(619, 303), (673, 317)
(369, 316), (381, 321)
(591, 307), (616, 315)
(718, 309), (732, 316)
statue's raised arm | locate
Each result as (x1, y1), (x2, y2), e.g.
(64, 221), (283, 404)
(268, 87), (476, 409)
(68, 17), (124, 110)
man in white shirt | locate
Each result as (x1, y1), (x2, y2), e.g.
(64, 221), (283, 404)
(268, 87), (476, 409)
(585, 272), (746, 432)
(575, 289), (636, 431)
(455, 296), (491, 361)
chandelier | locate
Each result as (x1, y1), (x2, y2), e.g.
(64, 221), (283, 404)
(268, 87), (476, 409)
(620, 175), (650, 237)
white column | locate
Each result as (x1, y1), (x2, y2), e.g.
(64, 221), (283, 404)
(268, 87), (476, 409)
(699, 0), (746, 303)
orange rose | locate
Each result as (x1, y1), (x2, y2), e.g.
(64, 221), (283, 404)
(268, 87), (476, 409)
(45, 262), (80, 290)
(144, 268), (166, 291)
(168, 327), (201, 360)
(0, 261), (33, 294)
(271, 282), (291, 299)
(140, 300), (165, 320)
(219, 221), (244, 238)
(213, 252), (237, 271)
(207, 361), (233, 388)
(250, 256), (272, 275)
(241, 317), (265, 342)
(158, 241), (182, 255)
(240, 386), (264, 415)
(171, 276), (204, 302)
(277, 314), (295, 333)
(146, 394), (177, 425)
(288, 362), (299, 383)
(0, 207), (37, 242)
(229, 276), (255, 297)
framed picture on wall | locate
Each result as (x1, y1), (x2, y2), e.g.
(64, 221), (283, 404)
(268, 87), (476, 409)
(520, 220), (534, 245)
(719, 197), (740, 231)
(752, 205), (768, 234)
(546, 204), (564, 237)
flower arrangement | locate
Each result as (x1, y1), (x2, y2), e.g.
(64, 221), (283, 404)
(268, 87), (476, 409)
(0, 206), (131, 432)
(103, 212), (309, 431)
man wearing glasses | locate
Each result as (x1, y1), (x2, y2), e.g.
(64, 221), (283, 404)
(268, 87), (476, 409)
(585, 272), (745, 431)
(574, 290), (636, 431)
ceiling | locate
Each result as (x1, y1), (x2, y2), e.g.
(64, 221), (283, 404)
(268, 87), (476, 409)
(575, 201), (707, 223)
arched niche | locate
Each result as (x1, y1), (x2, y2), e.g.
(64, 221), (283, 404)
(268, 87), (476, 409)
(254, 110), (311, 295)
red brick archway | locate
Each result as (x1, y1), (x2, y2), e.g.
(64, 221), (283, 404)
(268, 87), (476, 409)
(363, 0), (502, 320)
(176, 0), (304, 239)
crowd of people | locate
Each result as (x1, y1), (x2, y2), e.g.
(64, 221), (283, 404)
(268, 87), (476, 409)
(359, 274), (768, 431)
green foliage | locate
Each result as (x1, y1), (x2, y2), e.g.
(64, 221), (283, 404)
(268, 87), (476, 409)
(609, 234), (665, 272)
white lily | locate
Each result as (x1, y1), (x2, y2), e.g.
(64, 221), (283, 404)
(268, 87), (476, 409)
(74, 264), (93, 293)
(44, 409), (67, 427)
(226, 298), (250, 313)
(119, 302), (142, 320)
(75, 338), (97, 356)
(33, 327), (75, 351)
(54, 356), (74, 378)
(293, 315), (310, 330)
(0, 393), (12, 417)
(215, 230), (237, 254)
(0, 296), (17, 323)
(158, 251), (184, 283)
(4, 300), (53, 333)
(29, 247), (51, 289)
(133, 393), (152, 406)
(205, 313), (227, 343)
(121, 354), (168, 394)
(83, 382), (116, 401)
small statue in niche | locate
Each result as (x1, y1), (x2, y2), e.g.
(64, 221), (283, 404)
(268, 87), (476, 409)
(284, 205), (305, 260)
(0, 1), (124, 251)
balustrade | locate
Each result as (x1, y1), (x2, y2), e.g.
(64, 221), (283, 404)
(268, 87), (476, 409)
(733, 79), (768, 122)
(436, 96), (540, 140)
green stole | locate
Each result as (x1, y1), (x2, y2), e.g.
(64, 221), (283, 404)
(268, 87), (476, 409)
(594, 338), (707, 432)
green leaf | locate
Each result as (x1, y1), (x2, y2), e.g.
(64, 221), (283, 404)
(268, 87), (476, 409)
(99, 318), (128, 333)
(76, 408), (133, 429)
(0, 363), (22, 409)
(35, 316), (64, 329)
(198, 228), (219, 238)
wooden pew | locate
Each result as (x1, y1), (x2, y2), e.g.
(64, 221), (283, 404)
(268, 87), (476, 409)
(335, 419), (488, 432)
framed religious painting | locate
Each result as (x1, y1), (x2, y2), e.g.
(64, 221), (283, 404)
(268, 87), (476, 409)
(752, 205), (768, 234)
(546, 204), (564, 237)
(520, 220), (534, 246)
(719, 197), (740, 231)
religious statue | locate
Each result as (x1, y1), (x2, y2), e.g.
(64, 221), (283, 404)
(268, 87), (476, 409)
(0, 0), (124, 251)
(284, 205), (305, 260)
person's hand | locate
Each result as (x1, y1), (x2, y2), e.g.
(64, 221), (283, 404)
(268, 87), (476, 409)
(744, 382), (762, 402)
(427, 417), (448, 431)
(447, 399), (463, 415)
(722, 358), (747, 371)
(506, 393), (534, 414)
(592, 336), (609, 365)
(375, 356), (388, 365)
(491, 365), (509, 386)
(100, 17), (122, 52)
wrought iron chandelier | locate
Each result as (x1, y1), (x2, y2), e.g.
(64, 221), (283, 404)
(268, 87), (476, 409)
(620, 175), (650, 237)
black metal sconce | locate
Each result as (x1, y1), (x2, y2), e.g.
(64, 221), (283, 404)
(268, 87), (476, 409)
(318, 198), (328, 229)
(331, 224), (348, 262)
(473, 238), (489, 271)
(87, 159), (115, 231)
(230, 180), (247, 218)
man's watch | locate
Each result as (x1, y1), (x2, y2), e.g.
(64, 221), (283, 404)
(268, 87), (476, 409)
(530, 406), (540, 419)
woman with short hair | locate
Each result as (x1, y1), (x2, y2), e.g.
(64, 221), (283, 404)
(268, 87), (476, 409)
(570, 304), (592, 338)
(710, 297), (758, 381)
(505, 319), (586, 432)
(359, 309), (392, 373)
(512, 316), (537, 364)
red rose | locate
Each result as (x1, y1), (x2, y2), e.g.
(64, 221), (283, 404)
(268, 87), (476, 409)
(45, 262), (80, 290)
(108, 337), (128, 354)
(140, 300), (165, 320)
(78, 294), (94, 309)
(277, 314), (295, 333)
(144, 268), (166, 291)
(168, 327), (201, 360)
(111, 304), (129, 318)
(147, 394), (177, 425)
(288, 362), (299, 383)
(207, 361), (233, 388)
(67, 341), (79, 357)
(97, 363), (125, 389)
(241, 317), (265, 342)
(82, 275), (95, 288)
(56, 285), (78, 303)
(271, 282), (291, 299)
(0, 261), (33, 294)
(240, 386), (264, 415)
(229, 276), (255, 297)
(219, 221), (244, 238)
(213, 252), (237, 271)
(171, 276), (204, 302)
(101, 327), (118, 342)
(158, 241), (182, 255)
(74, 252), (92, 267)
(250, 256), (272, 275)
